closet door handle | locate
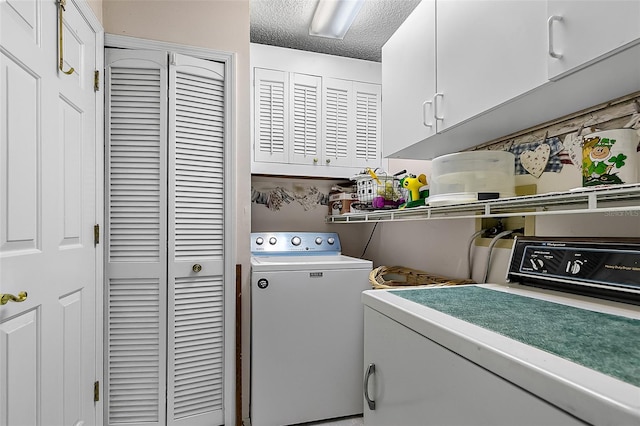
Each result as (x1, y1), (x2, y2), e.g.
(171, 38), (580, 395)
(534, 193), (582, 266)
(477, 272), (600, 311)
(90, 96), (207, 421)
(1, 291), (28, 306)
(363, 363), (376, 410)
(433, 93), (444, 121)
(422, 100), (433, 128)
(547, 15), (563, 59)
(192, 264), (202, 273)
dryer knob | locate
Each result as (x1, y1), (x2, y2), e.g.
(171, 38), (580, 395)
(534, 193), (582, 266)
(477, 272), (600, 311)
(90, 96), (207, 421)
(291, 236), (302, 246)
(256, 237), (264, 245)
(315, 237), (323, 245)
(327, 237), (335, 245)
(269, 237), (277, 245)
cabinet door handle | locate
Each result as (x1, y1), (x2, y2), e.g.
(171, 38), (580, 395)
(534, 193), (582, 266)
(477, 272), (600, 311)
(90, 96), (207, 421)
(363, 363), (376, 410)
(547, 15), (563, 59)
(422, 100), (433, 128)
(433, 93), (444, 121)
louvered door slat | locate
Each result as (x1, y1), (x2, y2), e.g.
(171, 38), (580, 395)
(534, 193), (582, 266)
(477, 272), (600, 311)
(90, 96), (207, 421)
(168, 53), (225, 426)
(290, 73), (321, 163)
(107, 278), (162, 424)
(323, 78), (353, 167)
(108, 61), (163, 263)
(254, 68), (287, 162)
(105, 49), (168, 426)
(353, 82), (381, 168)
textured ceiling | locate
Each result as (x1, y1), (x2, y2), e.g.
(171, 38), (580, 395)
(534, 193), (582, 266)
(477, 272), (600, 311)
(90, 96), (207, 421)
(250, 0), (421, 62)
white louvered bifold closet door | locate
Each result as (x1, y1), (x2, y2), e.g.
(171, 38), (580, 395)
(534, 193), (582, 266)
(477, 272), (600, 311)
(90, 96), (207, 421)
(167, 53), (225, 426)
(290, 73), (321, 165)
(254, 68), (288, 163)
(323, 78), (352, 167)
(353, 82), (381, 169)
(105, 49), (226, 426)
(105, 49), (169, 426)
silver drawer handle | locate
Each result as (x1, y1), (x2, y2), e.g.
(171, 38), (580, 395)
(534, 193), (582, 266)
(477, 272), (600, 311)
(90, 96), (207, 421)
(548, 15), (563, 59)
(422, 100), (433, 128)
(364, 363), (376, 410)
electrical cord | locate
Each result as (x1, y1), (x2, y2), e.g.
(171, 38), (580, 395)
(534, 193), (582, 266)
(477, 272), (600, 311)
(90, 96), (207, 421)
(467, 229), (487, 280)
(361, 222), (379, 258)
(482, 230), (514, 284)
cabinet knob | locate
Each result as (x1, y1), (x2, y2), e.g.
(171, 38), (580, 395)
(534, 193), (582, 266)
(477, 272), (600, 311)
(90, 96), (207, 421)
(192, 264), (202, 273)
(326, 158), (331, 164)
(313, 158), (319, 163)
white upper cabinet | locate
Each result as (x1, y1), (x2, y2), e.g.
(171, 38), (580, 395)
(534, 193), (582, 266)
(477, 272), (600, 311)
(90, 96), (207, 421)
(254, 68), (288, 164)
(251, 44), (382, 178)
(290, 73), (322, 165)
(383, 0), (640, 160)
(322, 78), (382, 169)
(436, 0), (548, 131)
(353, 81), (382, 169)
(323, 77), (352, 167)
(546, 0), (640, 79)
(383, 0), (548, 157)
(382, 0), (436, 158)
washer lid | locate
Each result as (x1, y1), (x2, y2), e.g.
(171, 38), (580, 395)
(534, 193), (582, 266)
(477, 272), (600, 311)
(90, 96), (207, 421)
(251, 254), (372, 272)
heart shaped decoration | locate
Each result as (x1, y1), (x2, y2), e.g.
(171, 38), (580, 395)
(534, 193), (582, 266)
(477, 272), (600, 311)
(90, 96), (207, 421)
(520, 143), (550, 178)
(563, 133), (583, 169)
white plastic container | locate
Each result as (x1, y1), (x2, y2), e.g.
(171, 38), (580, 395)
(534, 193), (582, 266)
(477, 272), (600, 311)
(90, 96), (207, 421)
(428, 151), (516, 205)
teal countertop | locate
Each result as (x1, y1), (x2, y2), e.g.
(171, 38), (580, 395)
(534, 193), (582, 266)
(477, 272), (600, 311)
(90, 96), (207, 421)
(392, 285), (640, 387)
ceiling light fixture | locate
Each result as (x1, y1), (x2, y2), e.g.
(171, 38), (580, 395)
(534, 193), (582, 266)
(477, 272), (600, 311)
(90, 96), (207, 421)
(309, 0), (364, 40)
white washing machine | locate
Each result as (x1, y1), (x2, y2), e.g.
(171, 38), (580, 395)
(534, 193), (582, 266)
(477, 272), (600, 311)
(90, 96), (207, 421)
(250, 232), (372, 426)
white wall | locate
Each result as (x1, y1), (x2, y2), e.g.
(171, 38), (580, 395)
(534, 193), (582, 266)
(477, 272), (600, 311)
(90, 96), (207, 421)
(251, 176), (373, 258)
(252, 154), (640, 287)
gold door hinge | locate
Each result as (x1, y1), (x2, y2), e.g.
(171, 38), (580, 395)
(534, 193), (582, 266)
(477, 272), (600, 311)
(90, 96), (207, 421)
(94, 70), (100, 92)
(94, 224), (100, 245)
(94, 381), (99, 402)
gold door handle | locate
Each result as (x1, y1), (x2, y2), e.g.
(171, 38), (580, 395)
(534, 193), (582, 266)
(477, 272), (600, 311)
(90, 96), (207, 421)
(192, 264), (202, 273)
(57, 0), (75, 75)
(0, 291), (28, 306)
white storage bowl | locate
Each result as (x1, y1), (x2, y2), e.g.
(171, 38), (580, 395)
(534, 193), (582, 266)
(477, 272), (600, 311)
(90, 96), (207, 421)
(429, 151), (516, 205)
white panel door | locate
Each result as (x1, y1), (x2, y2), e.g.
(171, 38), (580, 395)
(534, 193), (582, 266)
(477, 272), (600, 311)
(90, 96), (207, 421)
(167, 53), (225, 426)
(0, 0), (98, 425)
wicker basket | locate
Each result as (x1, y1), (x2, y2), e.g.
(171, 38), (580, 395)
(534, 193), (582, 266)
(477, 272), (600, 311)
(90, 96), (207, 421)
(369, 265), (475, 289)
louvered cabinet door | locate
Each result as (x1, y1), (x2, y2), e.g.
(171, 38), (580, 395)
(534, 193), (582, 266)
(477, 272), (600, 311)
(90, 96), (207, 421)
(323, 78), (353, 168)
(167, 53), (226, 426)
(289, 73), (322, 166)
(254, 68), (288, 163)
(105, 49), (169, 426)
(353, 82), (382, 169)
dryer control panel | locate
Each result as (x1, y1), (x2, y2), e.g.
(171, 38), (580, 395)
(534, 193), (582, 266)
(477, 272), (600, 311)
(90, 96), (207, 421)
(507, 237), (640, 304)
(251, 232), (342, 255)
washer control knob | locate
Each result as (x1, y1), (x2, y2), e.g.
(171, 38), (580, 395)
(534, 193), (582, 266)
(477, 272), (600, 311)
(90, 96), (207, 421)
(315, 237), (323, 245)
(269, 237), (277, 245)
(291, 236), (302, 246)
(255, 237), (264, 245)
(327, 237), (335, 245)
